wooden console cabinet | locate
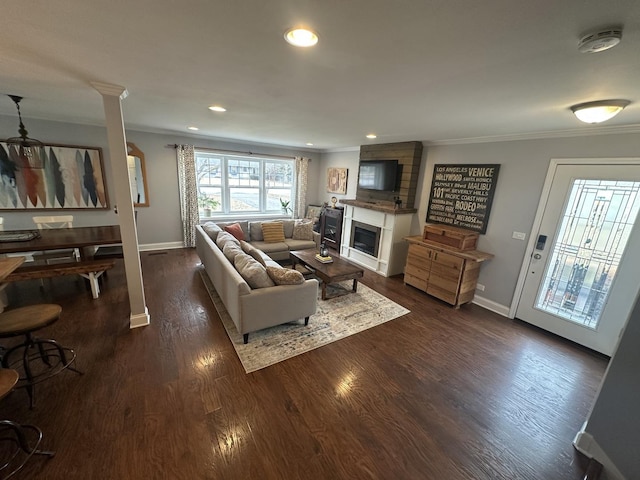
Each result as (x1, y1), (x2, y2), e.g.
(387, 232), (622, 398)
(403, 235), (493, 308)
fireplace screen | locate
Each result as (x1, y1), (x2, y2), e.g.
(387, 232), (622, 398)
(351, 221), (381, 257)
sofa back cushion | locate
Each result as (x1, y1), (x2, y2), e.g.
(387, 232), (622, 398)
(240, 240), (267, 266)
(202, 222), (223, 242)
(261, 221), (285, 243)
(216, 231), (240, 250)
(249, 222), (264, 242)
(223, 242), (244, 263)
(283, 220), (295, 238)
(234, 253), (275, 289)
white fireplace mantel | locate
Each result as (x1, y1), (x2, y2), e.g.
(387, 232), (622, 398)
(340, 204), (414, 277)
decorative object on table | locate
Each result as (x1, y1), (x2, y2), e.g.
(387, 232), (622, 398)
(326, 167), (348, 194)
(279, 198), (292, 214)
(319, 242), (329, 257)
(330, 196), (338, 208)
(0, 141), (109, 210)
(0, 231), (41, 242)
(199, 268), (410, 373)
(315, 254), (333, 264)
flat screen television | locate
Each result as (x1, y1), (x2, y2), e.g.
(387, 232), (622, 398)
(357, 160), (399, 192)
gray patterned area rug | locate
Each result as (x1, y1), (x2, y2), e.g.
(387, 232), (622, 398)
(199, 269), (410, 373)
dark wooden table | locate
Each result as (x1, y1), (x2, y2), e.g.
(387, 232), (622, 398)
(0, 226), (121, 259)
(290, 249), (364, 300)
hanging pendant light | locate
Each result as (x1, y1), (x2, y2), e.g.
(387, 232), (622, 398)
(5, 94), (44, 166)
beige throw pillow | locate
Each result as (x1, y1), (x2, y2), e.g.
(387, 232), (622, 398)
(234, 253), (275, 289)
(223, 242), (243, 263)
(293, 219), (314, 241)
(266, 266), (305, 285)
(261, 221), (285, 243)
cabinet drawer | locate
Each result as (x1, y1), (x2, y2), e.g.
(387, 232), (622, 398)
(431, 250), (464, 270)
(404, 273), (427, 291)
(405, 264), (429, 281)
(426, 284), (459, 305)
(408, 244), (432, 262)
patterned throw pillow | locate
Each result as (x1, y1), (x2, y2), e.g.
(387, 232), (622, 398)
(292, 219), (314, 241)
(261, 221), (285, 243)
(224, 222), (246, 241)
(266, 266), (305, 285)
(234, 253), (275, 289)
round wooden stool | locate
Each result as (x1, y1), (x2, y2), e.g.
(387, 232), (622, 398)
(0, 304), (82, 408)
(0, 368), (55, 478)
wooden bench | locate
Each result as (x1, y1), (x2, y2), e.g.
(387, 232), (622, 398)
(5, 259), (116, 299)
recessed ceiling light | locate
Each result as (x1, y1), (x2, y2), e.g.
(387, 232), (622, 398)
(284, 28), (319, 47)
(187, 126), (199, 131)
(305, 142), (314, 146)
(366, 134), (377, 139)
(209, 105), (227, 112)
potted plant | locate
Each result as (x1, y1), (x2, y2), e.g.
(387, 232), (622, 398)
(280, 198), (292, 215)
(199, 193), (219, 217)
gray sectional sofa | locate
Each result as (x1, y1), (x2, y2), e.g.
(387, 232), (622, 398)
(195, 220), (319, 343)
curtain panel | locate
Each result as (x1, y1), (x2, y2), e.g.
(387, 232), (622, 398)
(294, 156), (310, 219)
(176, 145), (198, 247)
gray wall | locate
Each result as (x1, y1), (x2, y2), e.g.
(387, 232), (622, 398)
(316, 133), (640, 309)
(1, 115), (319, 245)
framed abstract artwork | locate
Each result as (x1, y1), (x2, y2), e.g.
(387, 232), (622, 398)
(326, 167), (348, 194)
(0, 142), (109, 210)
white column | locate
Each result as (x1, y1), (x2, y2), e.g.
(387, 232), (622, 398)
(91, 81), (149, 328)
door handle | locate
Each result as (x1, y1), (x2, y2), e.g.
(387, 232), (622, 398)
(533, 253), (542, 260)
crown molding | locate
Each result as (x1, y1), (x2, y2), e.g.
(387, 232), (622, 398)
(90, 81), (129, 100)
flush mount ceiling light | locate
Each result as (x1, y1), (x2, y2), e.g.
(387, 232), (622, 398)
(366, 134), (377, 139)
(208, 105), (226, 112)
(187, 126), (199, 131)
(578, 28), (622, 53)
(284, 27), (318, 47)
(5, 94), (44, 164)
(570, 100), (630, 123)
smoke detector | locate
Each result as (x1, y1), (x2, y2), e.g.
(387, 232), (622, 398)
(578, 28), (622, 53)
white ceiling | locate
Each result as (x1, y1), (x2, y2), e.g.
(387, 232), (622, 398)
(2, 0), (640, 150)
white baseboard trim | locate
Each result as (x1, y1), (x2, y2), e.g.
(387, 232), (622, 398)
(472, 295), (511, 318)
(139, 241), (184, 252)
(573, 423), (626, 480)
(130, 307), (150, 329)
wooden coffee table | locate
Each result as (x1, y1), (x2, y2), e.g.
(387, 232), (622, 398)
(290, 250), (364, 300)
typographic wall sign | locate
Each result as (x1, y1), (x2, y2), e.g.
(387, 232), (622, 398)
(426, 164), (500, 234)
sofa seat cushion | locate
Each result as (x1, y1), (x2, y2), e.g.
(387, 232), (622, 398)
(250, 240), (288, 254)
(285, 239), (316, 250)
(234, 253), (275, 289)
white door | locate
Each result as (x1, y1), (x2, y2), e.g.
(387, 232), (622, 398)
(516, 161), (640, 355)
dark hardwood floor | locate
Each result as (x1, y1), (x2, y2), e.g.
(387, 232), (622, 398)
(1, 248), (607, 479)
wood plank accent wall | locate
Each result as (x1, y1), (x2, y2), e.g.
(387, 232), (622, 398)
(357, 141), (423, 208)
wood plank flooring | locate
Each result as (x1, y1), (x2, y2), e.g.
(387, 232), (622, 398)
(1, 248), (607, 479)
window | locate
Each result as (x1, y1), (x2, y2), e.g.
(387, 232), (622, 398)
(195, 151), (294, 218)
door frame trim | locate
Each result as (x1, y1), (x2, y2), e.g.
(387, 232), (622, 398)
(509, 157), (640, 319)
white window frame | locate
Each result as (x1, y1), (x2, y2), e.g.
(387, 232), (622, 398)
(195, 150), (295, 220)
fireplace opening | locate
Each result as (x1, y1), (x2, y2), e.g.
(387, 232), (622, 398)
(350, 221), (381, 257)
